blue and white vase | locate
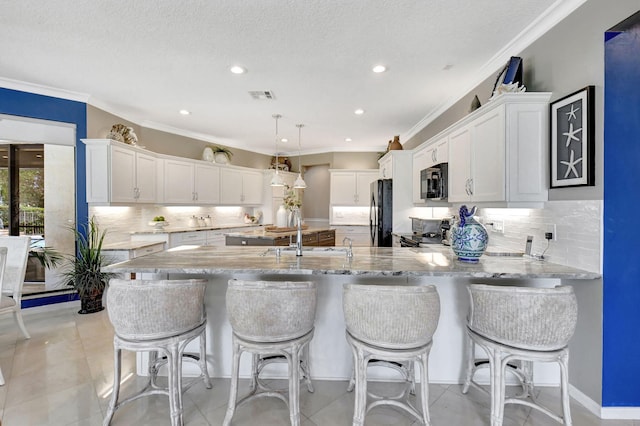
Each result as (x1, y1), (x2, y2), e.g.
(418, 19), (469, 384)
(450, 205), (488, 262)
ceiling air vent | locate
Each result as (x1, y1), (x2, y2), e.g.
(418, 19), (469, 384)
(248, 90), (276, 100)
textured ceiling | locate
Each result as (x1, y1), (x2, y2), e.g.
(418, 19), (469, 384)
(0, 1), (578, 155)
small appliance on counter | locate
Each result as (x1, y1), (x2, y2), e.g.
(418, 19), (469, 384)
(399, 218), (443, 247)
(440, 218), (453, 246)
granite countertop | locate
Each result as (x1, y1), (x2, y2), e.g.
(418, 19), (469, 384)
(225, 227), (333, 240)
(102, 240), (166, 251)
(103, 245), (600, 279)
(130, 223), (263, 235)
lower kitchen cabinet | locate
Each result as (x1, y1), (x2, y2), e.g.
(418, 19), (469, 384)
(226, 230), (336, 247)
(333, 225), (370, 247)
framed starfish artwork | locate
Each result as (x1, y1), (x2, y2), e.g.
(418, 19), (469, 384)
(550, 86), (595, 188)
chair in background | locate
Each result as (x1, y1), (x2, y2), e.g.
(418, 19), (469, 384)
(104, 279), (211, 426)
(462, 284), (578, 426)
(223, 279), (317, 426)
(342, 284), (441, 426)
(0, 236), (32, 340)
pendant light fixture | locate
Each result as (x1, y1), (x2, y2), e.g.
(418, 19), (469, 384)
(270, 114), (285, 187)
(293, 124), (307, 189)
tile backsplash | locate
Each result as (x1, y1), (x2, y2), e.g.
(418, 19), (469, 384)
(413, 200), (602, 273)
(89, 205), (259, 244)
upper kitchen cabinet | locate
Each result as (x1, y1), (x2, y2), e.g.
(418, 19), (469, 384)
(412, 137), (449, 204)
(429, 93), (551, 206)
(83, 139), (157, 205)
(329, 170), (378, 206)
(378, 154), (393, 179)
(220, 167), (263, 205)
(378, 150), (412, 180)
(159, 158), (221, 204)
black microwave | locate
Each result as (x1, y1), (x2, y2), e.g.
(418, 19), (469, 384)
(420, 163), (448, 200)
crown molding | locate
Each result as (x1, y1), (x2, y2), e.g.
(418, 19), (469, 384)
(403, 0), (588, 142)
(0, 76), (90, 103)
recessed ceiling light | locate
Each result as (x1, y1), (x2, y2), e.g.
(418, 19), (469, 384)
(230, 65), (246, 74)
(354, 109), (365, 115)
(280, 138), (288, 143)
(179, 109), (190, 115)
(372, 65), (387, 73)
(345, 138), (352, 142)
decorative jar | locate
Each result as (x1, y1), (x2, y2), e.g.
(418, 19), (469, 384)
(276, 205), (288, 228)
(450, 205), (488, 262)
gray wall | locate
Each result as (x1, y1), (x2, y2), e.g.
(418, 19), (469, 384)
(87, 105), (380, 171)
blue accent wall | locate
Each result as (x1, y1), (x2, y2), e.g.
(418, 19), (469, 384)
(0, 88), (87, 231)
(603, 23), (640, 406)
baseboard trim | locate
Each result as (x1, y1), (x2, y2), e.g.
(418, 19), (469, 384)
(570, 384), (640, 419)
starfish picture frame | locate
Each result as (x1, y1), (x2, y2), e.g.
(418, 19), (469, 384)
(550, 85), (595, 188)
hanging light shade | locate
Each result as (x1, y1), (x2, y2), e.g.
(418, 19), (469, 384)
(270, 114), (285, 187)
(293, 123), (307, 189)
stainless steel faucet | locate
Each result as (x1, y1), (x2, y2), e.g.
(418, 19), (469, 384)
(343, 237), (353, 258)
(295, 209), (303, 257)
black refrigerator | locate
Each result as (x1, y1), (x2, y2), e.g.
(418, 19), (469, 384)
(370, 179), (393, 247)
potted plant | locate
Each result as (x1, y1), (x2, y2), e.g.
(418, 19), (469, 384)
(62, 217), (115, 314)
(211, 146), (233, 164)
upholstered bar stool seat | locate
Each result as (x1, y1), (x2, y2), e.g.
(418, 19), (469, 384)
(342, 284), (441, 426)
(223, 279), (317, 426)
(103, 279), (212, 426)
(462, 284), (578, 426)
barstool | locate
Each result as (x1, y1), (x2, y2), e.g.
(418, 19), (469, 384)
(103, 279), (212, 426)
(223, 279), (317, 426)
(342, 284), (440, 426)
(462, 284), (578, 426)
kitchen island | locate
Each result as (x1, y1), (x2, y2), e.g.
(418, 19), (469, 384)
(104, 246), (600, 386)
(225, 227), (335, 246)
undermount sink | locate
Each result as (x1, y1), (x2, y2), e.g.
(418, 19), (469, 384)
(261, 247), (351, 257)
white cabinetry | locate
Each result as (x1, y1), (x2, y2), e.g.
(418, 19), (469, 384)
(378, 155), (393, 179)
(412, 137), (449, 204)
(448, 93), (550, 204)
(83, 139), (157, 204)
(161, 158), (220, 204)
(329, 170), (378, 206)
(220, 167), (263, 205)
(414, 92), (551, 206)
(333, 225), (370, 247)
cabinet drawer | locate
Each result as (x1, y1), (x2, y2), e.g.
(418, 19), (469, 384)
(317, 230), (336, 246)
(274, 236), (290, 246)
(225, 236), (274, 246)
(171, 231), (206, 247)
(132, 243), (165, 258)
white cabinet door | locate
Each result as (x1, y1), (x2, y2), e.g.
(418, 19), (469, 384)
(355, 171), (377, 206)
(330, 171), (357, 205)
(412, 147), (429, 203)
(378, 155), (392, 179)
(471, 107), (505, 202)
(195, 163), (220, 204)
(110, 146), (157, 204)
(163, 159), (195, 204)
(220, 168), (262, 205)
(448, 126), (472, 203)
(242, 169), (263, 205)
(433, 137), (449, 164)
(220, 168), (244, 204)
(135, 152), (157, 203)
(110, 145), (137, 203)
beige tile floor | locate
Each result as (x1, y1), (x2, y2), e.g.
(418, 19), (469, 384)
(0, 303), (635, 426)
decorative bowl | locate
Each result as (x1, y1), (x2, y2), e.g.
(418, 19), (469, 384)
(149, 221), (169, 229)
